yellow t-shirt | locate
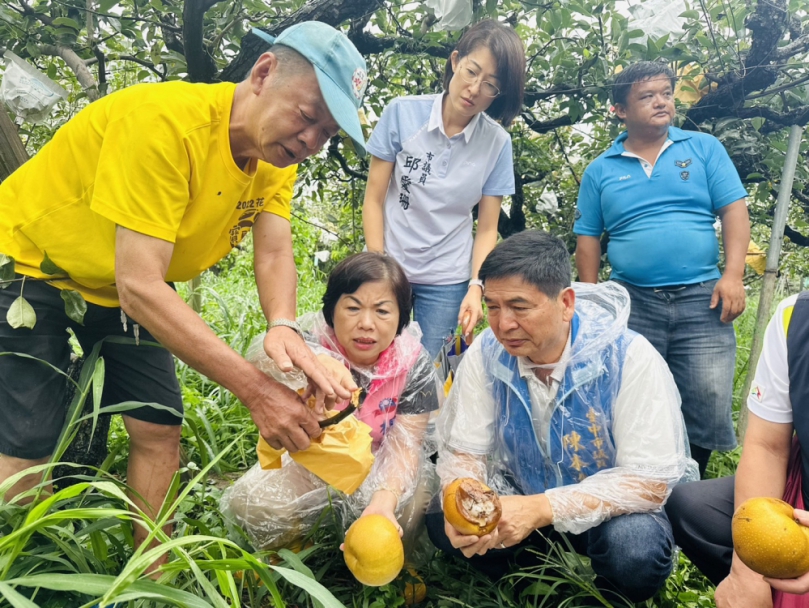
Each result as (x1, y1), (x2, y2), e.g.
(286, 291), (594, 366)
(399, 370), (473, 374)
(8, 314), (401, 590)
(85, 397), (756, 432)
(0, 81), (297, 307)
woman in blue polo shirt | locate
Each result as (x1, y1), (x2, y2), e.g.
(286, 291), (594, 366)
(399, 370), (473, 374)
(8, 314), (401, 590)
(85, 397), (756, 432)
(362, 19), (525, 359)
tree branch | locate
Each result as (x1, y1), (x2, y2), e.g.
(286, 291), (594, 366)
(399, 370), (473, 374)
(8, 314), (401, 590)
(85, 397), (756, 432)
(119, 54), (166, 79)
(784, 225), (809, 247)
(183, 0), (225, 83)
(684, 0), (788, 127)
(522, 113), (574, 134)
(775, 33), (809, 60)
(220, 0), (382, 82)
(348, 30), (452, 58)
(328, 138), (367, 181)
(18, 0), (53, 26)
(40, 44), (98, 101)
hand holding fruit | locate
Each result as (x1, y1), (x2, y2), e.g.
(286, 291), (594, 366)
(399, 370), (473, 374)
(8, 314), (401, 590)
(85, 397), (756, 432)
(343, 515), (404, 586)
(443, 478), (502, 557)
(765, 508), (809, 595)
(733, 498), (809, 580)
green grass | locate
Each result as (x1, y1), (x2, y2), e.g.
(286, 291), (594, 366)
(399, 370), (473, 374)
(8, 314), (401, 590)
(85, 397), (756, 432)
(3, 238), (779, 607)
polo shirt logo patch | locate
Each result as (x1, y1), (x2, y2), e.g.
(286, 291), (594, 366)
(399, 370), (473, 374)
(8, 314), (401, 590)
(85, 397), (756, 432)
(619, 174), (631, 181)
(574, 208), (582, 220)
(680, 171), (690, 181)
(675, 159), (692, 168)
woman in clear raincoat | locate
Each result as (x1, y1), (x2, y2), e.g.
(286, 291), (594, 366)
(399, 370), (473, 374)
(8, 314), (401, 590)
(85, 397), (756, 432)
(425, 230), (697, 603)
(221, 252), (439, 555)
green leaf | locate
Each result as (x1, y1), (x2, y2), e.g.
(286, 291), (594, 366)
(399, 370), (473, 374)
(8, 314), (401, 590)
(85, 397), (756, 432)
(52, 16), (81, 30)
(97, 0), (119, 12)
(40, 251), (67, 276)
(91, 355), (105, 438)
(60, 289), (87, 325)
(270, 565), (346, 608)
(5, 573), (214, 608)
(6, 296), (36, 329)
(25, 40), (40, 57)
(0, 582), (39, 608)
(0, 254), (14, 289)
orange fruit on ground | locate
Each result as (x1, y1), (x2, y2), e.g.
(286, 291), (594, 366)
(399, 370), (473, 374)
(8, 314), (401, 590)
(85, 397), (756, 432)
(443, 478), (502, 536)
(343, 514), (404, 586)
(732, 497), (809, 579)
(402, 567), (427, 605)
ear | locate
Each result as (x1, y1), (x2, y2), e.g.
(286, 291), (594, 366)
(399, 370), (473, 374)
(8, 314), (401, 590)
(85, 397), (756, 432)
(559, 287), (576, 322)
(450, 50), (460, 72)
(249, 52), (279, 95)
(613, 102), (627, 121)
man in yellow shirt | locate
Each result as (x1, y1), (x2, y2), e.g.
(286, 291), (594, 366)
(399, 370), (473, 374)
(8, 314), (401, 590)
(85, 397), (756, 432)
(0, 21), (366, 557)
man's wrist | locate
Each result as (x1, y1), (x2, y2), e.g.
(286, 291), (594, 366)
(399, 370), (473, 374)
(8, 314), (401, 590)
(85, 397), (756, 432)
(268, 318), (303, 336)
(532, 494), (554, 529)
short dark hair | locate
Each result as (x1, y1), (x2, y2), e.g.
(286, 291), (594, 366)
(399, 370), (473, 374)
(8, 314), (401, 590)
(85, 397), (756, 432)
(269, 43), (312, 78)
(479, 230), (571, 298)
(322, 252), (412, 335)
(612, 61), (676, 106)
(442, 19), (526, 127)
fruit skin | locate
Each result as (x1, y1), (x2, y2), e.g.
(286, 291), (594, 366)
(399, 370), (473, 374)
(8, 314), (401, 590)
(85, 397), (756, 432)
(402, 567), (427, 605)
(443, 477), (502, 537)
(732, 497), (809, 579)
(343, 514), (404, 587)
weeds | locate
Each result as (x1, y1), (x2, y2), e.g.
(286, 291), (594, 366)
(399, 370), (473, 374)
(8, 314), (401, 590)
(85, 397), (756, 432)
(2, 233), (772, 606)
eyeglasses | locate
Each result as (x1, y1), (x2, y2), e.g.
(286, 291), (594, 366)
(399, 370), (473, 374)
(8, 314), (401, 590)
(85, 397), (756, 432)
(457, 61), (501, 98)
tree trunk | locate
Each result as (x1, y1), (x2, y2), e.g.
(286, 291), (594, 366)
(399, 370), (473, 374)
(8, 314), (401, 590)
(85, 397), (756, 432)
(219, 0), (379, 82)
(0, 108), (28, 182)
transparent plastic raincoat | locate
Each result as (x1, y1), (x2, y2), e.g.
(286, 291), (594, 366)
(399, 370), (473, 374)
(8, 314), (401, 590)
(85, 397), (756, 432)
(221, 312), (440, 553)
(436, 282), (697, 535)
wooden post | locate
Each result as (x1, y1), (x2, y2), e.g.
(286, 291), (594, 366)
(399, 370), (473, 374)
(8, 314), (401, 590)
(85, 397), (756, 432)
(0, 107), (27, 181)
(738, 124), (804, 440)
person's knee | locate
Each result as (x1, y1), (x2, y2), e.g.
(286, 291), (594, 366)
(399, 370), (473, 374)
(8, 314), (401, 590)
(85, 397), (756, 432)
(0, 453), (52, 501)
(665, 481), (696, 536)
(589, 513), (673, 602)
(125, 417), (181, 452)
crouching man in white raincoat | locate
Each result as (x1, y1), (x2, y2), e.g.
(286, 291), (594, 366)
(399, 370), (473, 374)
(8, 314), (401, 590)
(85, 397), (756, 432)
(426, 230), (697, 603)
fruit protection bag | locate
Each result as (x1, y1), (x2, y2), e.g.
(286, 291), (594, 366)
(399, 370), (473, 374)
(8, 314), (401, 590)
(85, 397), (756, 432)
(0, 51), (67, 123)
(220, 313), (440, 551)
(434, 282), (698, 535)
(255, 415), (374, 494)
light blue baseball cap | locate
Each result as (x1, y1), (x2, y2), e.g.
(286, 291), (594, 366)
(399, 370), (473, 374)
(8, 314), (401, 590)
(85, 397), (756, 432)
(252, 22), (368, 157)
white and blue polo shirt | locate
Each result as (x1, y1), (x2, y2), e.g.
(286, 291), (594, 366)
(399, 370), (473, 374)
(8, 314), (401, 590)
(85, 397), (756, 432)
(366, 94), (514, 285)
(574, 126), (748, 287)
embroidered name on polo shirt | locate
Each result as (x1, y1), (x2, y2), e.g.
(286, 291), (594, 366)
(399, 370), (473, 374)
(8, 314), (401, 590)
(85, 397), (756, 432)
(619, 174), (631, 181)
(399, 152), (436, 210)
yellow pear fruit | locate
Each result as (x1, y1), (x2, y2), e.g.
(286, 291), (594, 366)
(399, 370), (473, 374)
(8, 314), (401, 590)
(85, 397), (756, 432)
(732, 497), (809, 579)
(402, 567), (427, 605)
(343, 514), (404, 587)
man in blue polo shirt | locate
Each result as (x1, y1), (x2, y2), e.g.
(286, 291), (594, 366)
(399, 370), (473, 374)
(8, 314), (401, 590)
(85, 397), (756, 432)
(574, 61), (750, 477)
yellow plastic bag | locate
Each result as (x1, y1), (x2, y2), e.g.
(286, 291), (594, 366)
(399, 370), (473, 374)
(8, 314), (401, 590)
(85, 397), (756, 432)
(256, 415), (375, 495)
(746, 240), (767, 275)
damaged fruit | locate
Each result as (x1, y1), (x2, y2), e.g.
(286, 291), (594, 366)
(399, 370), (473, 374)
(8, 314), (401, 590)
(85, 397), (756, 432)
(443, 477), (502, 536)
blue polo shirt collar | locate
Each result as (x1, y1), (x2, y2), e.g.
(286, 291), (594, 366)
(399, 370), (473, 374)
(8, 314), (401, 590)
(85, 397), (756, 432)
(427, 93), (481, 143)
(605, 126), (692, 157)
